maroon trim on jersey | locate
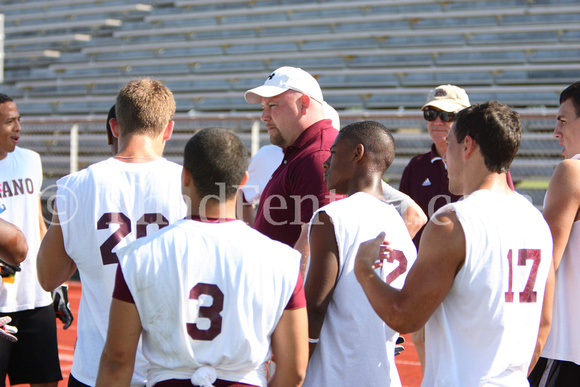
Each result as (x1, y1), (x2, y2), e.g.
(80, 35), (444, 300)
(185, 214), (238, 223)
(155, 379), (257, 386)
(285, 270), (306, 310)
(113, 265), (134, 303)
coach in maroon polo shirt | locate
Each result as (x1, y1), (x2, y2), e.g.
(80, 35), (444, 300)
(398, 84), (514, 372)
(399, 84), (514, 248)
(244, 67), (339, 251)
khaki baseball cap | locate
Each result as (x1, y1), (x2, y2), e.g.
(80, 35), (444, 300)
(244, 66), (324, 104)
(421, 84), (470, 112)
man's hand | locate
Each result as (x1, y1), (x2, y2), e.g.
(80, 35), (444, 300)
(0, 259), (21, 278)
(0, 316), (17, 342)
(354, 232), (389, 281)
(52, 284), (73, 329)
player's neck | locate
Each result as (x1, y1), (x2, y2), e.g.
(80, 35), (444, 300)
(115, 134), (164, 163)
(465, 171), (511, 197)
(187, 198), (237, 222)
(346, 176), (384, 199)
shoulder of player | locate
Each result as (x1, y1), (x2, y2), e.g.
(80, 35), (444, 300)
(421, 208), (465, 266)
(545, 159), (580, 202)
(426, 207), (462, 237)
(12, 146), (41, 163)
(118, 219), (186, 259)
(553, 158), (580, 185)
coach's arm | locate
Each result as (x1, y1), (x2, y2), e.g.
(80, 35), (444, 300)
(37, 205), (78, 291)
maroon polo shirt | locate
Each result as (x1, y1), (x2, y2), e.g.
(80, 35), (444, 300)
(399, 144), (461, 220)
(400, 143), (515, 246)
(253, 119), (339, 247)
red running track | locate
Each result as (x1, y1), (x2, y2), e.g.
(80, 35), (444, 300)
(31, 281), (422, 387)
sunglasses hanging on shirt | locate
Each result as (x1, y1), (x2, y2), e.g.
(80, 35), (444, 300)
(423, 109), (455, 122)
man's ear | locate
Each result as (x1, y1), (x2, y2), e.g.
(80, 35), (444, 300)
(182, 167), (192, 188)
(353, 143), (364, 163)
(235, 171), (250, 191)
(299, 94), (311, 113)
(463, 135), (478, 159)
(163, 121), (174, 141)
(109, 118), (120, 138)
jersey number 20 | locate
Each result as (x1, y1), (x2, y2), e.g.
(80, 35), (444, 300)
(97, 212), (169, 265)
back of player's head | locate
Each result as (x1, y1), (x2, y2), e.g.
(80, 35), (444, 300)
(0, 93), (14, 105)
(115, 78), (175, 137)
(560, 81), (580, 117)
(453, 101), (521, 173)
(183, 128), (249, 200)
(337, 120), (395, 174)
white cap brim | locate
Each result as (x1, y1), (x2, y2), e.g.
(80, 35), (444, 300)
(244, 85), (289, 104)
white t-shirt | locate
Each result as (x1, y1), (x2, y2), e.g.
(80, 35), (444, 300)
(542, 154), (580, 365)
(117, 218), (302, 387)
(57, 157), (186, 386)
(0, 147), (52, 312)
(241, 145), (283, 204)
(424, 190), (553, 387)
(381, 180), (418, 217)
(304, 192), (417, 386)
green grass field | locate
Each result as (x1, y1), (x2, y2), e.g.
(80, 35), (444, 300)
(515, 180), (550, 190)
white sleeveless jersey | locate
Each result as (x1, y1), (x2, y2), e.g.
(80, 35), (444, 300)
(117, 219), (302, 387)
(424, 190), (552, 387)
(542, 155), (580, 365)
(0, 147), (52, 312)
(57, 157), (186, 386)
(303, 192), (417, 386)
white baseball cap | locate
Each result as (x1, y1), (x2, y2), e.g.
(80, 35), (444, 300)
(244, 66), (324, 104)
(421, 84), (470, 112)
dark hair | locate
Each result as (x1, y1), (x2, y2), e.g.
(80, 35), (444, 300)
(183, 128), (249, 200)
(560, 81), (580, 117)
(453, 101), (521, 173)
(106, 104), (116, 145)
(337, 120), (396, 174)
(0, 94), (14, 105)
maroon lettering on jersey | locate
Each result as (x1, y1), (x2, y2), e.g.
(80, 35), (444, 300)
(188, 283), (224, 341)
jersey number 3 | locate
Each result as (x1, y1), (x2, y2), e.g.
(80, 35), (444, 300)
(188, 283), (224, 341)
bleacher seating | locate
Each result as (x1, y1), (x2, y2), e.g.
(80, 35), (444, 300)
(1, 0), (577, 207)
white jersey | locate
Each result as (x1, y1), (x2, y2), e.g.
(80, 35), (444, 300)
(241, 145), (283, 204)
(542, 154), (580, 365)
(117, 218), (302, 387)
(57, 157), (186, 386)
(424, 190), (552, 387)
(303, 192), (417, 386)
(0, 147), (52, 312)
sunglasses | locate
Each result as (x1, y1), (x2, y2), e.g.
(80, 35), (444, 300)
(423, 109), (455, 122)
